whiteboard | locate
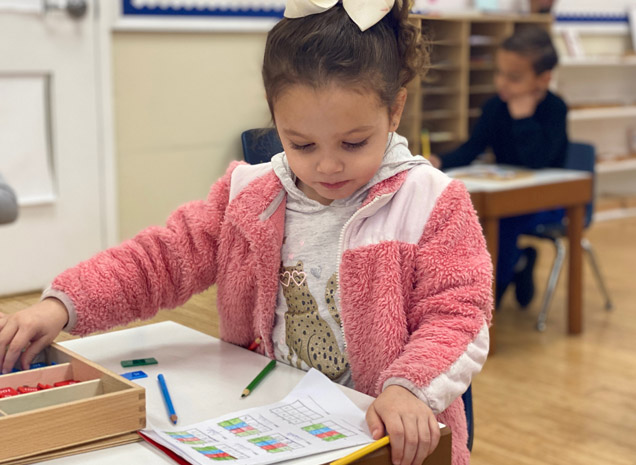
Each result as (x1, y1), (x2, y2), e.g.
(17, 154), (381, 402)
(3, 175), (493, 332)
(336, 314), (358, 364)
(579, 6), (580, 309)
(0, 75), (56, 206)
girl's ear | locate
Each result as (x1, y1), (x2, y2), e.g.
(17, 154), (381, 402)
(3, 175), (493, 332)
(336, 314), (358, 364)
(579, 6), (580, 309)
(390, 87), (408, 131)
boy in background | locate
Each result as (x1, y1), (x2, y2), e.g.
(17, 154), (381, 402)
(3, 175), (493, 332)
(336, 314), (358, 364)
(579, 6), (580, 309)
(430, 27), (568, 308)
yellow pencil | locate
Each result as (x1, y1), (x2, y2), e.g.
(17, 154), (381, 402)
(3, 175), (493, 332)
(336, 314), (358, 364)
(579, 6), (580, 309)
(330, 436), (390, 465)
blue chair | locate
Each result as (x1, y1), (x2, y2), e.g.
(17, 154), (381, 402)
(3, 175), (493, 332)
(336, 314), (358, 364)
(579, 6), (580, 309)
(240, 127), (475, 451)
(241, 128), (283, 165)
(524, 142), (613, 331)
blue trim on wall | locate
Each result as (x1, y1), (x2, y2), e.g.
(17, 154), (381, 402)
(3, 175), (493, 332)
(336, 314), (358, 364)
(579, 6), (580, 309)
(122, 0), (284, 18)
(555, 14), (629, 23)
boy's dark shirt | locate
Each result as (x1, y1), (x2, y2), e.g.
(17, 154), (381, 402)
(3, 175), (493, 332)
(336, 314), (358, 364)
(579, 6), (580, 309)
(440, 90), (568, 170)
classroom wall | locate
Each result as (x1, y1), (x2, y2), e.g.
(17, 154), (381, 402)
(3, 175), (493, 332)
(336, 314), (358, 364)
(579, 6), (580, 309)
(112, 33), (271, 240)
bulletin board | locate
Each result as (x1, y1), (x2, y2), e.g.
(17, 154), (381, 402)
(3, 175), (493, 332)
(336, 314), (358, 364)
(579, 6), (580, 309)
(553, 0), (634, 23)
(116, 0), (446, 32)
(118, 0), (286, 31)
(121, 0), (285, 19)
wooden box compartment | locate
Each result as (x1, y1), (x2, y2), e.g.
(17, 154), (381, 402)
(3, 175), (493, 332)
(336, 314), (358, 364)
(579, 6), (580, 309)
(0, 343), (145, 464)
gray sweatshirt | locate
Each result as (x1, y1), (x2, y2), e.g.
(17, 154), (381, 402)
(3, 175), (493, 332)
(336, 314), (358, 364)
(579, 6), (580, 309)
(269, 133), (429, 387)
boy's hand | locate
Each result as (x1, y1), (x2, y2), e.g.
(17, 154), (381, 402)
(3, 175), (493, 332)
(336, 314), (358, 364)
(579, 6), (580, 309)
(0, 299), (68, 374)
(507, 89), (544, 119)
(366, 385), (440, 465)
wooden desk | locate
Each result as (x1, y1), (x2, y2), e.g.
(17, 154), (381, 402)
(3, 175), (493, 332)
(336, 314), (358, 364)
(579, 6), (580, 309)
(35, 322), (450, 465)
(450, 168), (593, 352)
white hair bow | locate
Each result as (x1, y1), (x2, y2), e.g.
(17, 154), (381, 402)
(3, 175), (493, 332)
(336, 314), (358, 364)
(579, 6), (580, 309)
(284, 0), (396, 32)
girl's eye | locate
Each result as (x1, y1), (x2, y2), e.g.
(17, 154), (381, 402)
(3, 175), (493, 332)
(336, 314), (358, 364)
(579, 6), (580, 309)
(290, 142), (314, 152)
(343, 139), (368, 151)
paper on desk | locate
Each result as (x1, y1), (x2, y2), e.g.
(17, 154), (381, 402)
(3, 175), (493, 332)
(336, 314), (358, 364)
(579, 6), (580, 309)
(142, 369), (374, 465)
(446, 164), (534, 181)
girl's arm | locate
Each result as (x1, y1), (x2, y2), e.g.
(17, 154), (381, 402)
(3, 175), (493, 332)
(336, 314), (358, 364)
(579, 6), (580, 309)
(0, 162), (243, 374)
(378, 180), (493, 413)
(50, 162), (241, 336)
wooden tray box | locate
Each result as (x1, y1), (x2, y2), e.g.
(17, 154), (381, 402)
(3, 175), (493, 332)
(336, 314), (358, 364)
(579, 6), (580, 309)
(0, 343), (145, 464)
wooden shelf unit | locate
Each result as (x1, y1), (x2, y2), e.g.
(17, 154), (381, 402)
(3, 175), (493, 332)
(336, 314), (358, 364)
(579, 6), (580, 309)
(550, 21), (636, 204)
(400, 13), (552, 155)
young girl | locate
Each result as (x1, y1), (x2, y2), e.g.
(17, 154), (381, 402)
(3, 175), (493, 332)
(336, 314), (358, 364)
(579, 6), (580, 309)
(0, 2), (492, 464)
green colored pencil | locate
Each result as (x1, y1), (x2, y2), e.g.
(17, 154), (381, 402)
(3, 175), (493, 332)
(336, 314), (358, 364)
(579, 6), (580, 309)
(241, 359), (277, 398)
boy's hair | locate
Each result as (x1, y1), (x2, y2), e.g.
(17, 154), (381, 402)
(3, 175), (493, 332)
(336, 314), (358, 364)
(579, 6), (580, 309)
(501, 27), (558, 75)
(262, 1), (428, 117)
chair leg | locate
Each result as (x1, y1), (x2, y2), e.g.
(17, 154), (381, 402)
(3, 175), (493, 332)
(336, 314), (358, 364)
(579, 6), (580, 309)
(537, 238), (567, 332)
(581, 238), (613, 311)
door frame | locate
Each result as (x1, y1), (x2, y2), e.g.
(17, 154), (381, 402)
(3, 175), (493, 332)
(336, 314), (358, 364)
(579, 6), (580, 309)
(96, 0), (118, 247)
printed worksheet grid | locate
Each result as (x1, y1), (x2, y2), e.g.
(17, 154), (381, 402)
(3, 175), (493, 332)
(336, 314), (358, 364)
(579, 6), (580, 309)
(192, 443), (250, 461)
(270, 400), (323, 425)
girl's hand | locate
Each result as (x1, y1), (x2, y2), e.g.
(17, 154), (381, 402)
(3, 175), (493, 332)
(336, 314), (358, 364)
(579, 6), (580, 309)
(0, 299), (68, 374)
(366, 385), (440, 465)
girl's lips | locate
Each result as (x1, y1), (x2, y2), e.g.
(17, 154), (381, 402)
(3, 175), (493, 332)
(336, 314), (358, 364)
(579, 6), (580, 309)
(320, 180), (349, 190)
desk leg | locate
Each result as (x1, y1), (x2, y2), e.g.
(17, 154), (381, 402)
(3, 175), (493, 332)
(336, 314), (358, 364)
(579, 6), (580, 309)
(482, 218), (499, 354)
(566, 204), (584, 334)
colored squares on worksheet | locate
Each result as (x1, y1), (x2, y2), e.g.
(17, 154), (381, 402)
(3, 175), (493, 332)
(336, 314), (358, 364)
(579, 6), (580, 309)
(165, 431), (206, 445)
(247, 435), (292, 453)
(192, 446), (237, 461)
(218, 416), (265, 437)
(302, 423), (347, 441)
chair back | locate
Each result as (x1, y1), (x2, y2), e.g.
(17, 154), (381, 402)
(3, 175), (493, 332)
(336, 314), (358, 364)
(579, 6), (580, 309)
(241, 128), (283, 165)
(564, 142), (595, 228)
(462, 385), (474, 451)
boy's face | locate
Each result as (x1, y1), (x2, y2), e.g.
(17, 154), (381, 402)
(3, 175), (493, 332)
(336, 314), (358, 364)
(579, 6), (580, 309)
(494, 49), (551, 102)
(273, 83), (405, 206)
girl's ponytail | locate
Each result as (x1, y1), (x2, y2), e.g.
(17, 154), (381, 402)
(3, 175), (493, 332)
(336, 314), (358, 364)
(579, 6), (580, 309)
(390, 1), (430, 87)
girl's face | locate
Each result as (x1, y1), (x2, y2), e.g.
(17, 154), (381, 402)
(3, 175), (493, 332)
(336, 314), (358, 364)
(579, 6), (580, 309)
(273, 83), (406, 206)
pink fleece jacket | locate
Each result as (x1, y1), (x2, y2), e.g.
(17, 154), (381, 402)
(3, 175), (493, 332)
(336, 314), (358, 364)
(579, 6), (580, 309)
(52, 161), (492, 465)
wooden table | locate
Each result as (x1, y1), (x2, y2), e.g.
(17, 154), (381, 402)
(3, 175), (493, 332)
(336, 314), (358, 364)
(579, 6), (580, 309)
(34, 322), (450, 465)
(449, 167), (593, 352)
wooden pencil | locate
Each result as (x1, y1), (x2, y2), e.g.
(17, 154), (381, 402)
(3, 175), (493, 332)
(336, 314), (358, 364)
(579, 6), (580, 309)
(241, 359), (276, 398)
(330, 436), (390, 465)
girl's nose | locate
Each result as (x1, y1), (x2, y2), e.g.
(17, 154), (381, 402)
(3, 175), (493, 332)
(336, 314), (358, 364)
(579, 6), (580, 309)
(316, 155), (344, 175)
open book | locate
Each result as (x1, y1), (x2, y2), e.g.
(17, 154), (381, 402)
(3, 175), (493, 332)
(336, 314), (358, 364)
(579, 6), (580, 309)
(141, 369), (375, 465)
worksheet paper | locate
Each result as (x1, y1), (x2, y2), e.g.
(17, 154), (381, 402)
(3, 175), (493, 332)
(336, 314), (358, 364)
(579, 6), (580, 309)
(142, 369), (374, 464)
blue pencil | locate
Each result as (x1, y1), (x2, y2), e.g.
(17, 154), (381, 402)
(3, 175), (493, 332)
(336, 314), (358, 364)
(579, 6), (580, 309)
(157, 374), (178, 425)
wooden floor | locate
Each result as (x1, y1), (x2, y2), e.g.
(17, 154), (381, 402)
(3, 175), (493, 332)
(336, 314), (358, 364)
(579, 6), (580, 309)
(2, 216), (635, 464)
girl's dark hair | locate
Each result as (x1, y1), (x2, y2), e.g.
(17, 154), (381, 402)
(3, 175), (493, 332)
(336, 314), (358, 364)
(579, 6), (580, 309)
(501, 27), (558, 75)
(262, 1), (428, 116)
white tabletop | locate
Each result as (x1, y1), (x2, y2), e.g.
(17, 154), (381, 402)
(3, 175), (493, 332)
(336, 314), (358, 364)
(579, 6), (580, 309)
(445, 165), (591, 193)
(39, 322), (376, 465)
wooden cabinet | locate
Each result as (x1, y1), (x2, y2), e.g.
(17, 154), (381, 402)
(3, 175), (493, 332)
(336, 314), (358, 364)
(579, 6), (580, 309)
(399, 13), (552, 156)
